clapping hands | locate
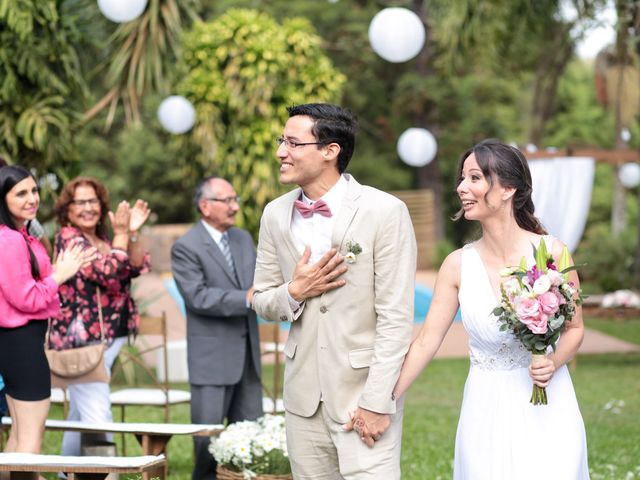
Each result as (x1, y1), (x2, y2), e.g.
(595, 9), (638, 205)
(129, 199), (151, 233)
(108, 199), (151, 236)
(53, 239), (98, 285)
(108, 201), (131, 236)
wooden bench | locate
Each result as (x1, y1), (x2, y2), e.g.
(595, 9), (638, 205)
(1, 417), (224, 457)
(581, 305), (640, 320)
(0, 452), (165, 479)
(581, 294), (640, 320)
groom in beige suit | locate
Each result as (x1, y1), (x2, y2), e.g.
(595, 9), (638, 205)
(253, 103), (416, 479)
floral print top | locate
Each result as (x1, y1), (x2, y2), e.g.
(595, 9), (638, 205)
(48, 226), (151, 350)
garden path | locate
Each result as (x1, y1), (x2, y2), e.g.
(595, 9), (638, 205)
(133, 272), (640, 362)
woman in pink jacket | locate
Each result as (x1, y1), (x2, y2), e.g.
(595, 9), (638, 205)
(0, 165), (94, 455)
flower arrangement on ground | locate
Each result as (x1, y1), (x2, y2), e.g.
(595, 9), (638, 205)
(210, 414), (291, 480)
(601, 289), (640, 308)
(493, 240), (584, 405)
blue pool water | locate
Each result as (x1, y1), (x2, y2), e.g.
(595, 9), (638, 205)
(163, 279), (461, 328)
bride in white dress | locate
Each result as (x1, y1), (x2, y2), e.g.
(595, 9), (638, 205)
(394, 139), (589, 480)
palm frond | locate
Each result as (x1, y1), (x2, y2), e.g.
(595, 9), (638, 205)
(84, 0), (200, 129)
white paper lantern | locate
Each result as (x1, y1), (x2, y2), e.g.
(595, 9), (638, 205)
(397, 128), (437, 167)
(158, 96), (196, 134)
(368, 8), (425, 63)
(97, 0), (148, 23)
(619, 162), (640, 188)
(621, 128), (631, 142)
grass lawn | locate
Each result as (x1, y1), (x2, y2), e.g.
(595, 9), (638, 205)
(34, 350), (639, 480)
(585, 317), (640, 345)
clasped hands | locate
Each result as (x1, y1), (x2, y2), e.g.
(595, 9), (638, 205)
(343, 407), (391, 448)
(287, 248), (390, 447)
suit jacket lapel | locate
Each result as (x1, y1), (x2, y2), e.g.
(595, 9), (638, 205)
(196, 223), (239, 286)
(331, 175), (361, 250)
(280, 188), (303, 262)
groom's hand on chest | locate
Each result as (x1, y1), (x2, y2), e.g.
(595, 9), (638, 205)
(288, 246), (348, 301)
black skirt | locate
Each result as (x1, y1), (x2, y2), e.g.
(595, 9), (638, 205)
(0, 320), (50, 401)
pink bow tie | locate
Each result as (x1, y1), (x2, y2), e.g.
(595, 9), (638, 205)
(294, 199), (332, 218)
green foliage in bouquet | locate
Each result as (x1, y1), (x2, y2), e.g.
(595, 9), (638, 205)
(492, 241), (584, 404)
(493, 242), (582, 352)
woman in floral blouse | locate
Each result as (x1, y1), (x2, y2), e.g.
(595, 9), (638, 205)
(49, 176), (151, 456)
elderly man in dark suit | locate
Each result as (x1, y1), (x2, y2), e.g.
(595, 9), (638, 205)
(171, 176), (262, 480)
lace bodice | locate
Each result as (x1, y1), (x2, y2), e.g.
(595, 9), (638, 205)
(469, 340), (530, 370)
(458, 244), (534, 371)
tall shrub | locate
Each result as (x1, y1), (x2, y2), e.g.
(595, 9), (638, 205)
(178, 9), (345, 236)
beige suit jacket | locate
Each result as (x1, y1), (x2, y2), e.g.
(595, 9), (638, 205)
(253, 175), (417, 423)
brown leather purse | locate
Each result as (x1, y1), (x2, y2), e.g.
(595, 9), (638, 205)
(45, 287), (109, 388)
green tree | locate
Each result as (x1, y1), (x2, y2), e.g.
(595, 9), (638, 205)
(0, 0), (87, 172)
(177, 9), (345, 236)
(82, 0), (200, 128)
(74, 94), (201, 224)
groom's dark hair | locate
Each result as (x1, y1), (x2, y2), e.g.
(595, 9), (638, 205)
(287, 103), (358, 174)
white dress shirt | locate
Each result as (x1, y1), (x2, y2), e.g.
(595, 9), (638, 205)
(290, 174), (348, 264)
(201, 219), (224, 248)
(289, 175), (348, 400)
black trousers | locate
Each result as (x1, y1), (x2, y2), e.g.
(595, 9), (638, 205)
(190, 340), (263, 480)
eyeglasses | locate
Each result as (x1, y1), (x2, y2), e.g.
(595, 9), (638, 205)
(205, 196), (241, 205)
(70, 198), (100, 208)
(275, 137), (327, 149)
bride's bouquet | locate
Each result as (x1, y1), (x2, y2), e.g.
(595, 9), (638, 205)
(492, 240), (584, 405)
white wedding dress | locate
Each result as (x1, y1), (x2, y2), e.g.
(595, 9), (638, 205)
(454, 243), (589, 480)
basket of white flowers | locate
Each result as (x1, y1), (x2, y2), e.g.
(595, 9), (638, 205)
(210, 414), (292, 480)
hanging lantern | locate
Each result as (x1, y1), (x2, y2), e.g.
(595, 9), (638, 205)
(158, 96), (196, 135)
(397, 128), (437, 167)
(368, 8), (425, 63)
(97, 0), (148, 23)
(619, 163), (640, 189)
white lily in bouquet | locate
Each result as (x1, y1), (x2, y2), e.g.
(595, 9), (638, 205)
(493, 240), (584, 405)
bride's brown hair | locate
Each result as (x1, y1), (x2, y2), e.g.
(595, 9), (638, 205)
(453, 139), (546, 235)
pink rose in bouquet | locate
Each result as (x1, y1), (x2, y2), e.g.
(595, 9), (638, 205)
(515, 297), (539, 320)
(515, 298), (546, 332)
(493, 240), (584, 405)
(519, 312), (548, 334)
(538, 291), (560, 315)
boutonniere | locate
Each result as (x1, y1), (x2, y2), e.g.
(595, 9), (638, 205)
(344, 240), (362, 264)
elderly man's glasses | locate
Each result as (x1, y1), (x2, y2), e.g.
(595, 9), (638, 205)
(275, 137), (327, 149)
(205, 196), (241, 205)
(70, 198), (100, 208)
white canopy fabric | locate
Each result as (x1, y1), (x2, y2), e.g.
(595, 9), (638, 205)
(529, 157), (595, 252)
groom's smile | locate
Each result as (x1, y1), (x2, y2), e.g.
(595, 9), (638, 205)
(277, 116), (334, 193)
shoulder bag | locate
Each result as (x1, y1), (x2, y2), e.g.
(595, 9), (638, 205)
(45, 287), (109, 388)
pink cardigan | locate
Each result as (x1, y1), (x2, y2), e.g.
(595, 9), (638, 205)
(0, 225), (60, 328)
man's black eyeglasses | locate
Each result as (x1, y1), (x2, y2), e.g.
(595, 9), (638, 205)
(205, 196), (241, 205)
(275, 137), (327, 149)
